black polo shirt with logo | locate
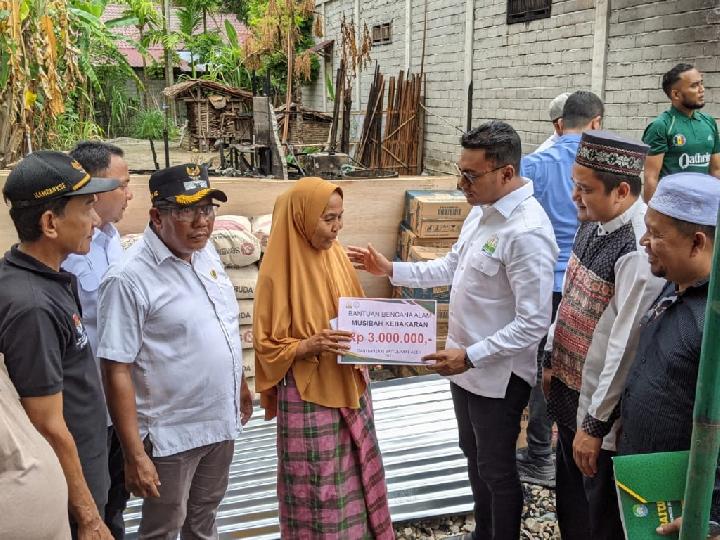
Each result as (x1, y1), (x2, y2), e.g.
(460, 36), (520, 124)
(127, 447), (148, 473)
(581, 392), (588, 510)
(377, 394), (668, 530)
(0, 246), (108, 513)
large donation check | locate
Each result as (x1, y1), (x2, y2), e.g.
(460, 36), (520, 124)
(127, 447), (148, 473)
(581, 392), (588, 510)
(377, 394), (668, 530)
(337, 297), (437, 365)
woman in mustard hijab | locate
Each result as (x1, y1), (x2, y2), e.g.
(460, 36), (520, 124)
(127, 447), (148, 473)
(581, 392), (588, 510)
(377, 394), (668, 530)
(253, 177), (394, 539)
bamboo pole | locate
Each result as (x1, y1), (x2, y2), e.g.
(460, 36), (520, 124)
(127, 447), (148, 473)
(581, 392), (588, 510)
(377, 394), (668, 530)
(680, 210), (720, 540)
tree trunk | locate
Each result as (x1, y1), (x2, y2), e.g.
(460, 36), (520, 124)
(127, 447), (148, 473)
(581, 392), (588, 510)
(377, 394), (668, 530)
(139, 25), (148, 109)
(163, 0), (176, 122)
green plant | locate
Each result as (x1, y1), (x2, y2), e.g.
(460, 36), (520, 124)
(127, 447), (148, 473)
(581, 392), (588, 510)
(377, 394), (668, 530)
(324, 69), (335, 102)
(46, 107), (105, 151)
(221, 0), (250, 23)
(110, 0), (161, 107)
(200, 0), (320, 103)
(146, 59), (166, 80)
(189, 31), (223, 66)
(202, 23), (251, 88)
(132, 108), (179, 169)
(133, 108), (164, 169)
(0, 0), (139, 165)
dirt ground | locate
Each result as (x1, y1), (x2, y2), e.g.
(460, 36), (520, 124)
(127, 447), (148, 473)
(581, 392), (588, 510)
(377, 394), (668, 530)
(104, 137), (220, 172)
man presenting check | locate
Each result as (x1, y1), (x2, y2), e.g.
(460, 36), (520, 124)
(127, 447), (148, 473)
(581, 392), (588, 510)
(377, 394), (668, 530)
(348, 121), (558, 540)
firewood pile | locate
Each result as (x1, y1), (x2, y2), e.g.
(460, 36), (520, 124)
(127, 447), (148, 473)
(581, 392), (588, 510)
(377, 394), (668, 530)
(357, 66), (425, 176)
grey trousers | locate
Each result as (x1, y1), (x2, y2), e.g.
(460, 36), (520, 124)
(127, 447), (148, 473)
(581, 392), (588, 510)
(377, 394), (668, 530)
(138, 439), (235, 540)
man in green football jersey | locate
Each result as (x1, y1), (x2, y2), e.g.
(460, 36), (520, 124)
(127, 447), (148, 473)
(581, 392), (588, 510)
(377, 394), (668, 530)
(642, 63), (720, 201)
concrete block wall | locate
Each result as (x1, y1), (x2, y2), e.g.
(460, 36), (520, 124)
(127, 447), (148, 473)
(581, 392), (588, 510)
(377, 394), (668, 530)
(408, 0), (467, 173)
(304, 0), (720, 173)
(471, 0), (596, 158)
(303, 0), (408, 113)
(304, 0), (468, 172)
(302, 0), (353, 111)
(604, 0), (720, 140)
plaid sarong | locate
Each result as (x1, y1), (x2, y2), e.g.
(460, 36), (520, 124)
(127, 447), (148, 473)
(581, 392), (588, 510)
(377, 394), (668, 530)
(276, 373), (395, 539)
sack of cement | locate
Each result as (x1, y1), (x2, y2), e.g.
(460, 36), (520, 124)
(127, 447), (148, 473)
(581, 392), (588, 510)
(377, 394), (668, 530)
(120, 233), (143, 250)
(225, 265), (259, 299)
(211, 218), (261, 268)
(238, 299), (254, 326)
(239, 325), (253, 350)
(251, 214), (272, 253)
(242, 349), (255, 378)
(215, 215), (252, 233)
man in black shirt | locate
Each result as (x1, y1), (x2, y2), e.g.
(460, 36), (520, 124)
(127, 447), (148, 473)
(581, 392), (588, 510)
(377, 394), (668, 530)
(619, 171), (720, 534)
(0, 151), (119, 539)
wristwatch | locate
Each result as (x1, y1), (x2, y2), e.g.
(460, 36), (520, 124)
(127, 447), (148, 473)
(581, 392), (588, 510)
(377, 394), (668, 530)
(709, 521), (720, 538)
(464, 352), (473, 370)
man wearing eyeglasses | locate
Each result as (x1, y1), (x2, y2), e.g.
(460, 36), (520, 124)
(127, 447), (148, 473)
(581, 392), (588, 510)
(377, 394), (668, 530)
(97, 164), (253, 539)
(349, 121), (559, 540)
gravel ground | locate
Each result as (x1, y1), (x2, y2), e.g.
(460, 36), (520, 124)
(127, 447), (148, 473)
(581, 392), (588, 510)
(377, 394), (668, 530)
(392, 484), (559, 539)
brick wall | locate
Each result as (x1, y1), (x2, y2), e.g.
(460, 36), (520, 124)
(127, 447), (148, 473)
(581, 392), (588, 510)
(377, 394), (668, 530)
(304, 0), (720, 173)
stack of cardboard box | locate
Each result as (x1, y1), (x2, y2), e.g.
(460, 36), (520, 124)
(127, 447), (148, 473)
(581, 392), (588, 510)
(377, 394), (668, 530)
(394, 190), (471, 354)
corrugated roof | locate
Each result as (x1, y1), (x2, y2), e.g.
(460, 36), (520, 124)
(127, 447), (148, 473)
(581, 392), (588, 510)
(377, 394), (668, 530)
(123, 375), (472, 538)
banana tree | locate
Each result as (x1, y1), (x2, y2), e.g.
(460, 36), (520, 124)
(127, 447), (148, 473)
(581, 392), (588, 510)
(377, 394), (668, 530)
(111, 0), (160, 108)
(176, 0), (202, 77)
(0, 0), (134, 164)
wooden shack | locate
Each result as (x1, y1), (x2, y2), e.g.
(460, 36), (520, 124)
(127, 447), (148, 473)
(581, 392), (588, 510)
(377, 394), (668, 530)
(163, 80), (254, 151)
(275, 104), (332, 147)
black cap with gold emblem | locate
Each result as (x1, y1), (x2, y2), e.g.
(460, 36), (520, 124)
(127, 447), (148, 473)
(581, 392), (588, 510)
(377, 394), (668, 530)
(149, 163), (227, 206)
(3, 150), (120, 208)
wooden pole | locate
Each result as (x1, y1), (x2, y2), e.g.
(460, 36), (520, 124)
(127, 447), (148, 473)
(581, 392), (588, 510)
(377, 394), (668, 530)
(328, 61), (345, 153)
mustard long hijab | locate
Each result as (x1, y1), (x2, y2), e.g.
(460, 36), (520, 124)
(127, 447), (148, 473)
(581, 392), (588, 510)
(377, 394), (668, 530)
(253, 177), (366, 419)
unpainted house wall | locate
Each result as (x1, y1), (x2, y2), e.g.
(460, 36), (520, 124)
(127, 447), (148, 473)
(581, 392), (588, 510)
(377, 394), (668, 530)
(603, 0), (720, 136)
(470, 0), (595, 155)
(304, 0), (720, 173)
(306, 0), (468, 169)
(409, 0), (467, 173)
(302, 0), (354, 111)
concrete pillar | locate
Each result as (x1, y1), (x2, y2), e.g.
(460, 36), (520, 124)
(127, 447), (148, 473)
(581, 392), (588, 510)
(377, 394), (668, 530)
(591, 0), (611, 100)
(405, 0), (412, 72)
(463, 0), (475, 128)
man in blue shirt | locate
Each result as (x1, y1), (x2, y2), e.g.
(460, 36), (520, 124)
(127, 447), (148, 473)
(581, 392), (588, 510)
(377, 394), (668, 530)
(518, 90), (604, 484)
(534, 92), (571, 154)
(62, 141), (133, 539)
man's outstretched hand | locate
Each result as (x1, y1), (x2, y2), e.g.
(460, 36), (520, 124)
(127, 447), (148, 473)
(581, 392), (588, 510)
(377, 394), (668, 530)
(346, 244), (393, 277)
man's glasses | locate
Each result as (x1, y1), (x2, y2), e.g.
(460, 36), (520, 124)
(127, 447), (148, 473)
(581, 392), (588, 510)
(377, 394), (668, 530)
(157, 203), (219, 223)
(454, 163), (507, 185)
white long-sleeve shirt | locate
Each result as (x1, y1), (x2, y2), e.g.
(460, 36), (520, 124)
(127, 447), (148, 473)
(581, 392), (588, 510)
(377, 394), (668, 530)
(545, 199), (665, 451)
(391, 180), (559, 398)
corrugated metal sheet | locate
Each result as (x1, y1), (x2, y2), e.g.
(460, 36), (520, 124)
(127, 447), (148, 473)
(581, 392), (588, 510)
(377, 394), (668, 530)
(124, 375), (472, 538)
